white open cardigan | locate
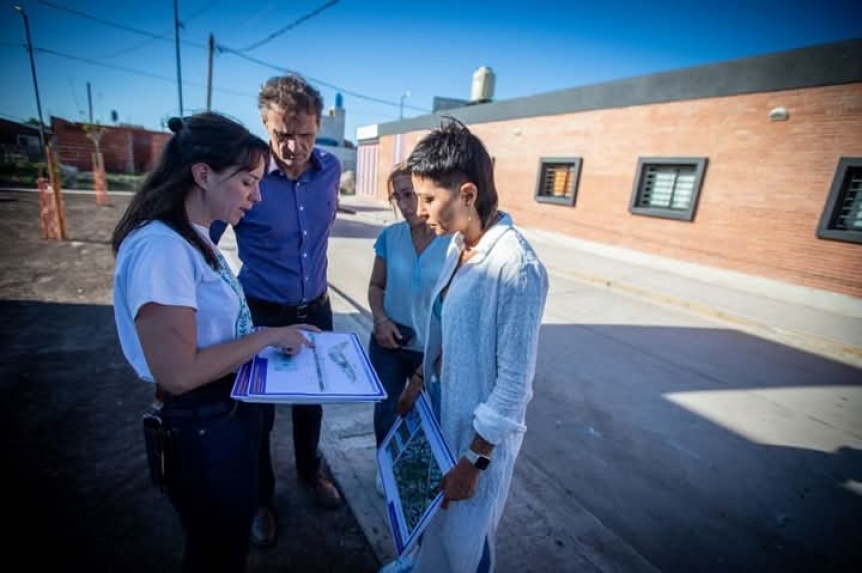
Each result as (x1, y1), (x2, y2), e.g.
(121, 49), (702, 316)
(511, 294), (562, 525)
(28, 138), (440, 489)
(413, 212), (548, 573)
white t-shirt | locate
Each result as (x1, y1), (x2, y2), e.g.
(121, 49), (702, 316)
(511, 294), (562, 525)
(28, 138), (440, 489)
(113, 220), (252, 383)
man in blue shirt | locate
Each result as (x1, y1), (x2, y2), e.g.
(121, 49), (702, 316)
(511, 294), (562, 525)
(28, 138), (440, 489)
(211, 74), (342, 548)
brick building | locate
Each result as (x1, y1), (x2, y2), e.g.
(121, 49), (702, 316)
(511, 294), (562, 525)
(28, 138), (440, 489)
(50, 117), (170, 174)
(356, 39), (862, 299)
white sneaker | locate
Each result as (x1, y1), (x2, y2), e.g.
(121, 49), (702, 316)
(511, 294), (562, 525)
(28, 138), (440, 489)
(375, 469), (385, 497)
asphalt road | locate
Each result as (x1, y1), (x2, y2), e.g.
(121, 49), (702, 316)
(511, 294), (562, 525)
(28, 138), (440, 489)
(3, 188), (860, 572)
(326, 202), (862, 573)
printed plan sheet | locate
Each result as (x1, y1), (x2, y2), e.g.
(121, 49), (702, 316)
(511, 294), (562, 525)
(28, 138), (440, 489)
(231, 331), (386, 404)
(377, 391), (455, 556)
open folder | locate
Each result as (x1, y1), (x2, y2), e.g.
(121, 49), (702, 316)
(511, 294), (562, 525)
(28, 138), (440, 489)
(230, 331), (387, 404)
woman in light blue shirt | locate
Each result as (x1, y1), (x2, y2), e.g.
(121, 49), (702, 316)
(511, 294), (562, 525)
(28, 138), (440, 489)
(367, 163), (449, 454)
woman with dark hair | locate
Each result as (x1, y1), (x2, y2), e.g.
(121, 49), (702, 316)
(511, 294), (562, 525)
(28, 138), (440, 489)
(388, 119), (548, 573)
(112, 112), (317, 572)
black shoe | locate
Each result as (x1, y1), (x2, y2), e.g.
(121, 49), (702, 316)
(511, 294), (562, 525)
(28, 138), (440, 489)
(305, 471), (343, 509)
(250, 505), (277, 547)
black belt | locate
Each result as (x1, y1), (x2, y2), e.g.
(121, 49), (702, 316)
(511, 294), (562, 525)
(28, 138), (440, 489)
(156, 374), (236, 419)
(247, 291), (329, 320)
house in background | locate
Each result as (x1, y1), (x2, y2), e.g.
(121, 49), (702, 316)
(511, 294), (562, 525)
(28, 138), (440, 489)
(0, 117), (49, 162)
(355, 38), (862, 301)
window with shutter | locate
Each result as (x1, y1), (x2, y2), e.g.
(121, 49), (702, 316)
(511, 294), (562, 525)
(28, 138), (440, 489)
(817, 158), (862, 244)
(629, 157), (707, 221)
(534, 157), (581, 206)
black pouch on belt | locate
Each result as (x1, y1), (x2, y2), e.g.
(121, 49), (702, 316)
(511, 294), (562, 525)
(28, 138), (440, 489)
(142, 412), (171, 490)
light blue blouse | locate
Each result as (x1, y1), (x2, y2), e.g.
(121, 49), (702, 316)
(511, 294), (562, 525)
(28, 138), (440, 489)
(374, 221), (449, 352)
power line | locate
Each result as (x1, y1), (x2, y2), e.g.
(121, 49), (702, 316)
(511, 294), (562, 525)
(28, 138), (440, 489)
(95, 0), (223, 60)
(31, 0), (432, 115)
(20, 42), (404, 123)
(33, 0), (207, 50)
(237, 0), (339, 52)
(34, 46), (253, 98)
(186, 0), (224, 23)
(216, 48), (431, 113)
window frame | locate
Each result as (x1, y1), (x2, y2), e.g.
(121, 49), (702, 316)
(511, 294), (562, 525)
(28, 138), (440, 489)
(628, 157), (708, 221)
(817, 157), (862, 245)
(533, 157), (582, 206)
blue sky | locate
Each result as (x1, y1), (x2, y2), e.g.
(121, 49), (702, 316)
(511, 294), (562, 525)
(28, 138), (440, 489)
(1, 0), (860, 143)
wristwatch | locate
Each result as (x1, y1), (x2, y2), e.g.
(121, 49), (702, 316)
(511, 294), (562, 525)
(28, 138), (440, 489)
(463, 448), (491, 471)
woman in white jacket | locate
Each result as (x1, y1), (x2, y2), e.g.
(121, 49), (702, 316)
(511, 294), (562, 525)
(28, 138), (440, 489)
(392, 119), (548, 573)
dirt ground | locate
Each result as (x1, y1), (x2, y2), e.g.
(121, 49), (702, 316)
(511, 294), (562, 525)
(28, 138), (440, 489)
(0, 190), (380, 572)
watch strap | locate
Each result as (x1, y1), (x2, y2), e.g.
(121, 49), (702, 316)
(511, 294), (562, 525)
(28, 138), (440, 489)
(463, 448), (491, 471)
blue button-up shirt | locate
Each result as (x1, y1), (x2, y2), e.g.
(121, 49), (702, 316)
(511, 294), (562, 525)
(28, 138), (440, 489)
(211, 147), (340, 305)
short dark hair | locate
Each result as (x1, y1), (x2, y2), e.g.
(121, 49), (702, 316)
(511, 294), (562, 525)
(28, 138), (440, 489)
(111, 112), (269, 268)
(258, 74), (324, 122)
(406, 118), (498, 229)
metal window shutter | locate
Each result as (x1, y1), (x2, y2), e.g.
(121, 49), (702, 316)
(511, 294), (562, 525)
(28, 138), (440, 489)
(641, 165), (696, 210)
(836, 168), (862, 231)
(542, 163), (573, 197)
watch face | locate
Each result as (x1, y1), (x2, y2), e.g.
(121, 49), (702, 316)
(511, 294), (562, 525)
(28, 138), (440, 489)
(474, 456), (490, 471)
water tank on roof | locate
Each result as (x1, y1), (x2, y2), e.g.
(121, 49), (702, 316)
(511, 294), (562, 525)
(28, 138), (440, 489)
(470, 66), (495, 103)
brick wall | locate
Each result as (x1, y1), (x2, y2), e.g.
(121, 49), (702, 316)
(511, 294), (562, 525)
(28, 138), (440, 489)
(378, 83), (862, 297)
(51, 117), (170, 174)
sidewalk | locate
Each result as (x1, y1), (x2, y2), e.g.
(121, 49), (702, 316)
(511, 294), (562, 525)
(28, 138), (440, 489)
(221, 194), (862, 571)
(337, 194), (862, 369)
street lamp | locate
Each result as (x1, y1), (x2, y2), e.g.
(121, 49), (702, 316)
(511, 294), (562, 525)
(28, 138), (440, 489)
(399, 90), (410, 120)
(13, 5), (47, 159)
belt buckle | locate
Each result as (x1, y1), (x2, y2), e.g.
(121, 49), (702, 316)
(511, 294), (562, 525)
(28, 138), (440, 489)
(296, 303), (309, 320)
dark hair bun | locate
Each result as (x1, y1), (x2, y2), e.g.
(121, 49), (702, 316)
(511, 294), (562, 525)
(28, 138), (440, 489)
(167, 117), (184, 133)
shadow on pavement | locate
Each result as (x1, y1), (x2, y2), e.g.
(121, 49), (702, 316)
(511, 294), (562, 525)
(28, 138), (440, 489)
(0, 299), (381, 572)
(505, 322), (862, 572)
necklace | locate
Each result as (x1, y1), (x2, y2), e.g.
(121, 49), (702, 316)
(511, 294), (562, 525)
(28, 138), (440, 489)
(463, 211), (502, 251)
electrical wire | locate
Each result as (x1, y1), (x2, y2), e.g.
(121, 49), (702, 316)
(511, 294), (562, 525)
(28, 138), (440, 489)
(10, 44), (404, 124)
(34, 46), (251, 98)
(217, 48), (431, 113)
(95, 0), (223, 60)
(32, 0), (432, 115)
(33, 0), (207, 50)
(236, 0), (339, 53)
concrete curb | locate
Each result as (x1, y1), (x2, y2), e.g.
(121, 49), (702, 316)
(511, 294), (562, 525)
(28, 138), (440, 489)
(543, 262), (862, 369)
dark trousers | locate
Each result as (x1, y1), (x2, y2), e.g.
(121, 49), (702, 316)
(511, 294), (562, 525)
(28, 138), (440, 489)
(247, 297), (333, 504)
(368, 336), (424, 446)
(160, 377), (263, 572)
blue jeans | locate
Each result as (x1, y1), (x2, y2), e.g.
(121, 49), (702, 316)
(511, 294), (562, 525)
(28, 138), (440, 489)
(160, 378), (264, 572)
(369, 336), (424, 446)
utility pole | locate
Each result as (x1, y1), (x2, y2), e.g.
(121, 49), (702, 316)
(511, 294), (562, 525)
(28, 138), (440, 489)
(173, 0), (184, 116)
(87, 82), (94, 124)
(13, 5), (46, 159)
(399, 90), (410, 120)
(206, 33), (214, 111)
